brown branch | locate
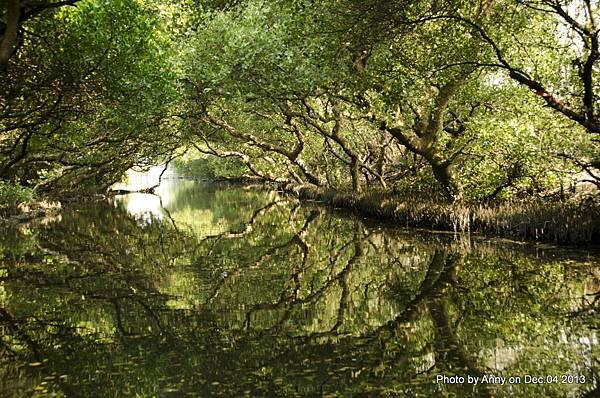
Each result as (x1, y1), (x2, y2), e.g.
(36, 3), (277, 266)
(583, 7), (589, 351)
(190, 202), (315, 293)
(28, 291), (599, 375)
(21, 0), (82, 21)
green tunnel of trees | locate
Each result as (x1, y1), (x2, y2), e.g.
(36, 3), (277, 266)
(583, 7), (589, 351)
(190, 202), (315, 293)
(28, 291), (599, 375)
(1, 0), (599, 205)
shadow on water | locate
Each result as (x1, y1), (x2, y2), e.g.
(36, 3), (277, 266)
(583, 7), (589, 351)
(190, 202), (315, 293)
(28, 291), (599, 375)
(0, 181), (598, 397)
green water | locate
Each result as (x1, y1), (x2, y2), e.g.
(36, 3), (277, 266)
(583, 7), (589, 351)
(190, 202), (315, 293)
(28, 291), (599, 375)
(0, 181), (598, 397)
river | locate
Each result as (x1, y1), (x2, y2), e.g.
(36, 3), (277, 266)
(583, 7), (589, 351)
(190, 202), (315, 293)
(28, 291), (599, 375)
(0, 180), (598, 397)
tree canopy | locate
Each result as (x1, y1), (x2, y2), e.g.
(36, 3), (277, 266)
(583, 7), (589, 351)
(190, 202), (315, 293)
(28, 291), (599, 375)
(1, 0), (599, 203)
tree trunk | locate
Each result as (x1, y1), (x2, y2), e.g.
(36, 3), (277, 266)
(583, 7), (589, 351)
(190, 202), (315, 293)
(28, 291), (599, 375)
(0, 0), (20, 71)
(431, 161), (461, 202)
(350, 157), (361, 192)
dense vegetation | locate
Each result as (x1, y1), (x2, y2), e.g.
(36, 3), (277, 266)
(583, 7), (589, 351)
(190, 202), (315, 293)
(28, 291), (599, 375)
(1, 1), (599, 211)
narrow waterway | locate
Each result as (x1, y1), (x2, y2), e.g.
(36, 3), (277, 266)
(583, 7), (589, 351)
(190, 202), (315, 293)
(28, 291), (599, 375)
(0, 180), (598, 397)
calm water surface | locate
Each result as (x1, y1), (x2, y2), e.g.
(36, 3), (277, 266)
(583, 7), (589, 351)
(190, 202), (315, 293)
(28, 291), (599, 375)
(0, 181), (598, 397)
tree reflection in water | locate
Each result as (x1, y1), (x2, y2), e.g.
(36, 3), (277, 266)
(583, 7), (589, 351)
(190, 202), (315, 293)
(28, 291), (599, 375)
(0, 183), (598, 397)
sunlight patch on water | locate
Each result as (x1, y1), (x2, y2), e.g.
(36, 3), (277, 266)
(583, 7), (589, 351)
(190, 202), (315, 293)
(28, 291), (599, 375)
(117, 193), (165, 220)
(111, 166), (180, 220)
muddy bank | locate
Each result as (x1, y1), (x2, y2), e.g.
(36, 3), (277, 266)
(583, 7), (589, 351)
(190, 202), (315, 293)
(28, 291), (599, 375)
(281, 183), (600, 245)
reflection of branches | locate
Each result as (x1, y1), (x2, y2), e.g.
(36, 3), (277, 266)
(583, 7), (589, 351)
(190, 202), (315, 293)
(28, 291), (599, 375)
(230, 221), (376, 341)
(336, 252), (469, 385)
(295, 223), (365, 339)
(207, 209), (321, 309)
(9, 214), (185, 342)
(198, 200), (286, 259)
(244, 211), (322, 330)
(376, 251), (457, 335)
(428, 298), (496, 398)
(568, 290), (600, 322)
(429, 299), (480, 372)
(134, 297), (164, 334)
(325, 236), (353, 280)
(107, 294), (166, 338)
(158, 194), (179, 231)
(111, 298), (130, 337)
(0, 308), (41, 359)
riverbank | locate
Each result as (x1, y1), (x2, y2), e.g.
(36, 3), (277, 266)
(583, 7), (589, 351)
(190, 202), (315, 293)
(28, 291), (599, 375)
(281, 183), (600, 245)
(0, 199), (62, 225)
(6, 178), (599, 245)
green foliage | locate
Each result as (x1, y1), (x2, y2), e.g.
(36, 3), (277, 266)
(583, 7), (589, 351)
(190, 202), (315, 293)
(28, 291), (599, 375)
(173, 152), (246, 179)
(2, 0), (599, 203)
(0, 182), (33, 212)
(0, 0), (180, 195)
